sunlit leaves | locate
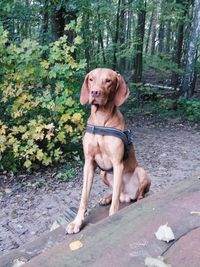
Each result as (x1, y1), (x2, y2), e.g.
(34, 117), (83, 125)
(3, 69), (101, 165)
(0, 25), (85, 172)
(40, 60), (49, 69)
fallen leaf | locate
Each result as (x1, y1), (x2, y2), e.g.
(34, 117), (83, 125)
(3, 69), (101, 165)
(145, 256), (171, 267)
(5, 188), (12, 194)
(190, 211), (200, 216)
(12, 257), (28, 267)
(69, 240), (83, 251)
(10, 209), (17, 219)
(50, 220), (60, 231)
(155, 223), (175, 243)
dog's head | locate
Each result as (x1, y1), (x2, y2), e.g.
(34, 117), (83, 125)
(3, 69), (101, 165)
(80, 68), (129, 107)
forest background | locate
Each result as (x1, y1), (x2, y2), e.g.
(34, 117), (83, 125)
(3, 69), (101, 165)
(0, 0), (200, 172)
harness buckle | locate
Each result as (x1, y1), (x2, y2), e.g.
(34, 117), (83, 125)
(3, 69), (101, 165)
(91, 125), (95, 134)
(124, 130), (133, 145)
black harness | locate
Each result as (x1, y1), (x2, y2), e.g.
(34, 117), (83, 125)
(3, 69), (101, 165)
(85, 124), (133, 173)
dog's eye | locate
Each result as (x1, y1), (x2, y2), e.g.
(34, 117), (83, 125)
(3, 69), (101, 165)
(89, 78), (93, 82)
(105, 79), (112, 83)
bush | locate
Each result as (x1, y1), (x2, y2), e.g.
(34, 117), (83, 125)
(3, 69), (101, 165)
(0, 24), (86, 172)
(135, 84), (158, 102)
(177, 98), (200, 122)
(158, 98), (174, 110)
(144, 54), (182, 77)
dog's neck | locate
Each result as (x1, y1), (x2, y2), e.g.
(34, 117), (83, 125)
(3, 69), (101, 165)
(88, 102), (125, 129)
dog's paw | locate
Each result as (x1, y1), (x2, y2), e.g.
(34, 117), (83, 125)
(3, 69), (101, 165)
(99, 194), (112, 206)
(120, 192), (131, 203)
(66, 220), (82, 234)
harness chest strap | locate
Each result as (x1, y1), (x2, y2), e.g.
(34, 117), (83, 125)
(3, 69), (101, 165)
(85, 124), (133, 173)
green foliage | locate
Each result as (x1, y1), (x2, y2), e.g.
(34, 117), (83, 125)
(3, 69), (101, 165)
(0, 26), (86, 172)
(158, 99), (174, 111)
(56, 163), (79, 182)
(144, 53), (189, 100)
(123, 83), (200, 123)
(177, 98), (200, 122)
(144, 54), (183, 76)
(0, 0), (41, 42)
(135, 83), (158, 102)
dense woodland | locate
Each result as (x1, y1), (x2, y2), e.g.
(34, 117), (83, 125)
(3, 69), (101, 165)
(0, 0), (200, 171)
(1, 0), (200, 95)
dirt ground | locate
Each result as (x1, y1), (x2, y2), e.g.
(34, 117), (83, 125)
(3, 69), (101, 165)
(0, 117), (200, 255)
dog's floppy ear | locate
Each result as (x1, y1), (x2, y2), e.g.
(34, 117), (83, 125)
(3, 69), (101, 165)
(80, 74), (89, 105)
(114, 74), (130, 107)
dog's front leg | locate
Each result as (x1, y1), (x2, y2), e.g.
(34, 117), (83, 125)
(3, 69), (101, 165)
(66, 159), (94, 234)
(109, 163), (123, 216)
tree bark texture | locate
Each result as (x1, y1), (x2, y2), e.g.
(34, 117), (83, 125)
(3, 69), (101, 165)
(151, 5), (157, 55)
(181, 0), (200, 98)
(41, 0), (49, 44)
(145, 2), (155, 54)
(133, 0), (146, 83)
(112, 0), (121, 70)
(171, 0), (189, 89)
(51, 5), (65, 41)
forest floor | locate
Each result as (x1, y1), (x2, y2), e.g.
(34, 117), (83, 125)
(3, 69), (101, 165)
(0, 115), (200, 255)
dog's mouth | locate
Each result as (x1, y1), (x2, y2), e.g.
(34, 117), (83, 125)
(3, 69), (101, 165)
(91, 98), (101, 107)
(91, 95), (108, 105)
(91, 99), (98, 104)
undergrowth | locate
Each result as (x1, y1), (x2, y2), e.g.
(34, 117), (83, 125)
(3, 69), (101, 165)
(123, 84), (200, 123)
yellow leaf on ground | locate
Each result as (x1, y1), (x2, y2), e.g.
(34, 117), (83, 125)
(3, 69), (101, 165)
(145, 256), (171, 267)
(69, 240), (83, 251)
(5, 188), (12, 194)
(191, 211), (200, 216)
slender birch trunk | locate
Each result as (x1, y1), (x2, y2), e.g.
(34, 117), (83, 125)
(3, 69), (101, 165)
(181, 0), (200, 98)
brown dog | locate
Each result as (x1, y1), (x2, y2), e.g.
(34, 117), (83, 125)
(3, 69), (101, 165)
(66, 68), (151, 234)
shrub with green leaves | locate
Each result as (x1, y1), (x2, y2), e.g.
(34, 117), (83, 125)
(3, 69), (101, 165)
(0, 22), (86, 172)
(144, 54), (183, 77)
(158, 98), (174, 110)
(177, 98), (200, 122)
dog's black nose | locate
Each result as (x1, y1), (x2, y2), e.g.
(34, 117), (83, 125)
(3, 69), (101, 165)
(91, 90), (101, 97)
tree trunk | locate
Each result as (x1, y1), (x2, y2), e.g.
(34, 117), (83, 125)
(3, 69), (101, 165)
(145, 2), (155, 54)
(119, 0), (126, 73)
(165, 20), (171, 54)
(151, 5), (157, 55)
(158, 24), (165, 54)
(41, 0), (49, 44)
(125, 8), (133, 70)
(181, 0), (200, 98)
(51, 5), (65, 41)
(97, 1), (106, 66)
(83, 11), (90, 71)
(133, 0), (146, 83)
(98, 30), (106, 65)
(24, 0), (30, 38)
(65, 9), (77, 44)
(171, 0), (189, 89)
(158, 0), (165, 54)
(126, 9), (132, 42)
(112, 0), (121, 70)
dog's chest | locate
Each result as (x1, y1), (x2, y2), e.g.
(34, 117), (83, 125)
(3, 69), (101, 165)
(86, 134), (109, 156)
(84, 132), (122, 162)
